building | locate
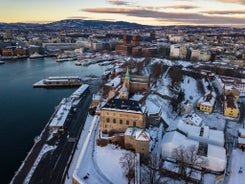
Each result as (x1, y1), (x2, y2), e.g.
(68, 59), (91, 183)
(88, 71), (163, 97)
(215, 75), (245, 97)
(161, 131), (227, 173)
(196, 91), (216, 113)
(100, 98), (147, 133)
(238, 128), (245, 149)
(124, 127), (150, 157)
(123, 68), (150, 93)
(223, 95), (239, 118)
(102, 76), (121, 99)
(177, 121), (225, 147)
(190, 49), (200, 61)
(182, 113), (202, 127)
(170, 44), (180, 58)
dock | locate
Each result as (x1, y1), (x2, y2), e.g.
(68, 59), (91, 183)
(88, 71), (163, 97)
(33, 76), (82, 88)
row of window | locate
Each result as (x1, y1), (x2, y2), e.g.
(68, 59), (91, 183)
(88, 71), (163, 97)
(106, 118), (137, 126)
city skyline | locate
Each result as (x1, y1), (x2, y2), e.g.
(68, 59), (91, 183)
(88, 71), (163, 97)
(0, 0), (245, 27)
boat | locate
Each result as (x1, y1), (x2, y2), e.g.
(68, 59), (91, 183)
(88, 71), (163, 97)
(56, 54), (77, 62)
(33, 76), (82, 88)
(30, 52), (44, 59)
(75, 61), (82, 66)
(0, 60), (5, 64)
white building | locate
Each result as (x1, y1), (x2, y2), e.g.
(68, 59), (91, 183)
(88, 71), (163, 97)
(161, 131), (226, 173)
(170, 44), (180, 58)
(177, 121), (225, 147)
(182, 113), (202, 126)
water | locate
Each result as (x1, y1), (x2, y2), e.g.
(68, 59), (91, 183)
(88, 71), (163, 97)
(0, 58), (107, 184)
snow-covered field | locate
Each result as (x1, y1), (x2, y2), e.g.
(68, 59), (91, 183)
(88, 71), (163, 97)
(95, 144), (130, 184)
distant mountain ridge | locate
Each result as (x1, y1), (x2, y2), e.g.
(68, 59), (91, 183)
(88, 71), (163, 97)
(0, 19), (150, 30)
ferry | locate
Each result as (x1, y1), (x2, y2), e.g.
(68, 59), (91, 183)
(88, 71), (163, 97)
(33, 76), (82, 88)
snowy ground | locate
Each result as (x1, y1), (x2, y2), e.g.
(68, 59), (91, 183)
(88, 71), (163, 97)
(66, 115), (130, 184)
(181, 76), (202, 104)
(95, 144), (130, 184)
(226, 149), (245, 184)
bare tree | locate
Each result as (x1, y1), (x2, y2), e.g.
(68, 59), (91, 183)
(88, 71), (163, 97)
(141, 153), (162, 184)
(120, 152), (135, 184)
(172, 145), (208, 184)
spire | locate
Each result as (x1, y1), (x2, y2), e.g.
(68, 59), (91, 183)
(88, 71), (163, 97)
(125, 67), (130, 80)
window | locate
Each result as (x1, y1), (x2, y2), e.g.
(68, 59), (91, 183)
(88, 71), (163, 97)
(113, 119), (116, 124)
(133, 121), (136, 127)
(120, 119), (123, 124)
(106, 118), (110, 123)
(126, 120), (129, 125)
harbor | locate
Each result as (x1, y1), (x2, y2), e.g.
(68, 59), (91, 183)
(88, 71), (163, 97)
(10, 84), (91, 184)
(0, 57), (108, 183)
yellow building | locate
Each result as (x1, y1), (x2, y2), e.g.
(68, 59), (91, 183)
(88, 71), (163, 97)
(223, 95), (239, 118)
(223, 86), (240, 102)
(196, 91), (216, 113)
(100, 98), (147, 133)
(124, 127), (150, 158)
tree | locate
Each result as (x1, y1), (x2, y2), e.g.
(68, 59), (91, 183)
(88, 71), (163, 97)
(141, 153), (162, 184)
(172, 145), (208, 184)
(120, 152), (135, 184)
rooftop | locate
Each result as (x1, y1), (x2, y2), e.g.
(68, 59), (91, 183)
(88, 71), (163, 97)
(102, 98), (142, 113)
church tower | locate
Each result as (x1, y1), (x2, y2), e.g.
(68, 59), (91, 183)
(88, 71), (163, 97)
(124, 67), (130, 90)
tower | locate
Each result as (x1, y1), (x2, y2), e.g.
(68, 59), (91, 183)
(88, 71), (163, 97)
(124, 67), (130, 90)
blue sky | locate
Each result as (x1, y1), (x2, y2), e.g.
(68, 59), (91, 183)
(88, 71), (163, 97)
(0, 0), (245, 26)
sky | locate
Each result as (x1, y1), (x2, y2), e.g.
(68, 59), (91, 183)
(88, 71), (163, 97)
(0, 0), (245, 27)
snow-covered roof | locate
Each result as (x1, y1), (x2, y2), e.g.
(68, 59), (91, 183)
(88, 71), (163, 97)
(125, 127), (141, 136)
(183, 113), (202, 126)
(101, 98), (143, 113)
(49, 103), (71, 128)
(177, 121), (224, 147)
(161, 131), (226, 172)
(239, 128), (245, 137)
(125, 127), (150, 141)
(238, 137), (245, 145)
(135, 131), (150, 141)
(104, 76), (121, 88)
(71, 84), (89, 99)
(197, 91), (216, 107)
(145, 99), (161, 115)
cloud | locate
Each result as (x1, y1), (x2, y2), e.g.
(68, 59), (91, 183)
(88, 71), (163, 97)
(82, 7), (245, 25)
(67, 16), (90, 19)
(162, 5), (198, 9)
(218, 0), (245, 4)
(107, 0), (129, 5)
(202, 10), (245, 14)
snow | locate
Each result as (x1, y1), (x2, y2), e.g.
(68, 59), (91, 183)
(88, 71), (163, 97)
(105, 76), (121, 87)
(24, 144), (57, 184)
(135, 131), (150, 141)
(49, 103), (71, 129)
(96, 145), (129, 184)
(181, 76), (202, 103)
(227, 149), (245, 184)
(161, 131), (227, 172)
(145, 99), (161, 115)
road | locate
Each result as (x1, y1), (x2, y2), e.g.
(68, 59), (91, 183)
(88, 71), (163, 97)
(11, 88), (92, 184)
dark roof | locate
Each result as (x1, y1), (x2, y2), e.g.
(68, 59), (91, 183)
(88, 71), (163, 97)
(102, 98), (142, 112)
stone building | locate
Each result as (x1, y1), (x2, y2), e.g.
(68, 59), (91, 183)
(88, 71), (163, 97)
(124, 127), (150, 158)
(100, 98), (147, 133)
(122, 67), (150, 93)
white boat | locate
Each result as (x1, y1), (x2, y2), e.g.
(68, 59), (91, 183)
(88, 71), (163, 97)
(0, 60), (5, 64)
(75, 61), (82, 66)
(30, 52), (44, 59)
